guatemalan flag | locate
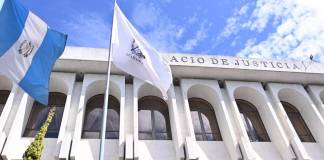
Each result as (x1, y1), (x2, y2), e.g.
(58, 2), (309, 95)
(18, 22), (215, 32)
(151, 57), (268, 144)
(0, 0), (67, 105)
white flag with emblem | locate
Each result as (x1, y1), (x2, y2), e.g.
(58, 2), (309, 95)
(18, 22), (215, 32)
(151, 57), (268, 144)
(111, 3), (172, 98)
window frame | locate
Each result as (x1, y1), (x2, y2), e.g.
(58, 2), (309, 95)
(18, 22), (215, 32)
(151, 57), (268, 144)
(82, 94), (120, 139)
(23, 92), (67, 138)
(188, 97), (223, 141)
(281, 101), (316, 142)
(0, 90), (10, 116)
(138, 96), (172, 140)
(236, 99), (270, 142)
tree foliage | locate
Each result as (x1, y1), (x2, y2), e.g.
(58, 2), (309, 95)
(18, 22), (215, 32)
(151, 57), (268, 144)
(23, 106), (56, 160)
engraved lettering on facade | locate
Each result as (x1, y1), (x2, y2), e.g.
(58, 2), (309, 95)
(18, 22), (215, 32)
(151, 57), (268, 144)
(234, 59), (240, 66)
(276, 62), (283, 68)
(190, 57), (195, 63)
(210, 58), (218, 64)
(170, 56), (178, 63)
(181, 56), (188, 62)
(260, 61), (268, 67)
(252, 61), (258, 67)
(197, 57), (205, 64)
(241, 60), (250, 66)
(269, 62), (276, 68)
(221, 59), (229, 65)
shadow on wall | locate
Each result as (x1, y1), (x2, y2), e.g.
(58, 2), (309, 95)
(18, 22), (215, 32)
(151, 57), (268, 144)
(0, 75), (13, 91)
(85, 80), (121, 103)
(320, 91), (324, 104)
(49, 77), (69, 95)
(278, 88), (311, 114)
(138, 83), (162, 99)
(233, 86), (267, 110)
(187, 85), (220, 106)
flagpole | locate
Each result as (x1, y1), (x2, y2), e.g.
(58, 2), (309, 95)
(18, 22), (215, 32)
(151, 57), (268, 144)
(99, 0), (116, 159)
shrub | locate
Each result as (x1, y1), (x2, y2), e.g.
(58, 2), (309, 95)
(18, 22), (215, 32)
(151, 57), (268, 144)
(22, 106), (56, 160)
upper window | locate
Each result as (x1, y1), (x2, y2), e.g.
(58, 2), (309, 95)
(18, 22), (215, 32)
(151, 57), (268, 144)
(0, 90), (10, 116)
(23, 92), (66, 138)
(82, 94), (120, 139)
(138, 96), (172, 140)
(281, 101), (315, 142)
(236, 99), (270, 142)
(189, 98), (222, 141)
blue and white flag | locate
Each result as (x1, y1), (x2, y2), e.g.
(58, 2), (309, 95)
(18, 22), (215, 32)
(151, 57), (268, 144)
(0, 0), (67, 105)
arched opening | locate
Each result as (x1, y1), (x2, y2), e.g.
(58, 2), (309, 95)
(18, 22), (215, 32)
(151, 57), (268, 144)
(189, 98), (222, 141)
(0, 90), (10, 116)
(236, 99), (270, 142)
(138, 96), (172, 140)
(281, 101), (315, 142)
(23, 92), (67, 138)
(82, 94), (120, 139)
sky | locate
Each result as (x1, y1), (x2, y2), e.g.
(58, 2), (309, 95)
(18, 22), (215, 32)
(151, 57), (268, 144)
(9, 0), (324, 62)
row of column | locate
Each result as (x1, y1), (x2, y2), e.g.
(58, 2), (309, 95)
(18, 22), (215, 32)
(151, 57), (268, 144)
(0, 72), (324, 160)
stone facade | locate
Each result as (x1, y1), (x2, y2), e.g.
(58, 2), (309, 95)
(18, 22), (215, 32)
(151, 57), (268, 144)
(0, 46), (324, 160)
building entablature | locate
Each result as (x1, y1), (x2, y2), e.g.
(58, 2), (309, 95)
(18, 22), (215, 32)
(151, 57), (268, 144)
(56, 46), (324, 85)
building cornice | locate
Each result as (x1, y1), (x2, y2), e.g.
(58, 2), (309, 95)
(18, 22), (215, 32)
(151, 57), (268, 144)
(54, 46), (324, 85)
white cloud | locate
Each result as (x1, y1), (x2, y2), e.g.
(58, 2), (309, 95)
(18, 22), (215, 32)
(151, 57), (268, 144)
(183, 22), (211, 51)
(187, 13), (198, 24)
(61, 12), (110, 48)
(217, 3), (251, 39)
(131, 3), (160, 29)
(219, 0), (324, 62)
(219, 17), (239, 39)
(238, 0), (324, 62)
(238, 4), (249, 15)
(175, 27), (185, 39)
(144, 23), (182, 52)
(131, 1), (184, 52)
(230, 35), (243, 47)
(245, 0), (288, 32)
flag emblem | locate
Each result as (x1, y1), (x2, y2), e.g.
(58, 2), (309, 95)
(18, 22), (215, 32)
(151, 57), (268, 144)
(127, 39), (146, 63)
(18, 40), (34, 57)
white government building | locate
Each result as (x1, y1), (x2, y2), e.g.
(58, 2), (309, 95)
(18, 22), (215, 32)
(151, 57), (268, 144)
(0, 46), (324, 160)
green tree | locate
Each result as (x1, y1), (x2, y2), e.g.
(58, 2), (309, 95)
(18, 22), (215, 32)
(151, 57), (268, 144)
(23, 106), (56, 160)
